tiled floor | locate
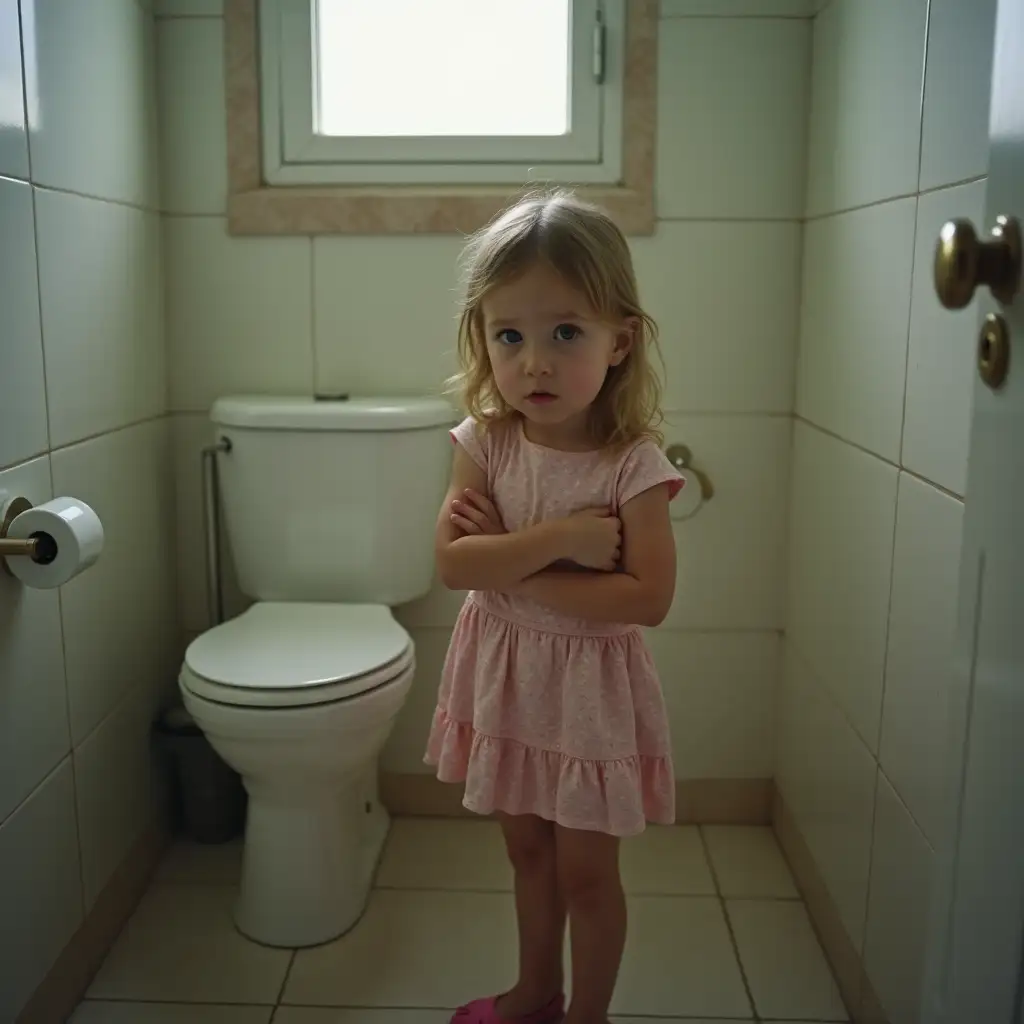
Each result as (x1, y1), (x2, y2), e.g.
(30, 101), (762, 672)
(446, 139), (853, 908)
(72, 820), (847, 1023)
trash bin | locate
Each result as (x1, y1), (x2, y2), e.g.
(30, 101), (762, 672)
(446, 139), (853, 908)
(156, 706), (247, 844)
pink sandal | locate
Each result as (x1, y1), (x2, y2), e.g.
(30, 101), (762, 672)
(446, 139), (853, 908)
(452, 992), (565, 1023)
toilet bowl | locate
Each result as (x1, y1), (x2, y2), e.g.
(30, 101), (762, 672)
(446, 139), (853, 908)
(179, 601), (416, 948)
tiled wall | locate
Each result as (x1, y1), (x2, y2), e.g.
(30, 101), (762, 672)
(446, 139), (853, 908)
(778, 1), (997, 1021)
(158, 0), (812, 785)
(0, 0), (178, 1018)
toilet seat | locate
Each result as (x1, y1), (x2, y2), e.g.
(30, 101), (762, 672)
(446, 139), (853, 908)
(181, 602), (414, 709)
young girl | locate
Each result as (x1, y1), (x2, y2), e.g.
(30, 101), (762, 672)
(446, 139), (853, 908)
(425, 189), (683, 1024)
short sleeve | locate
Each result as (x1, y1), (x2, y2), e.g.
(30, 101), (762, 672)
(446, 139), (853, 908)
(616, 440), (685, 508)
(449, 416), (489, 473)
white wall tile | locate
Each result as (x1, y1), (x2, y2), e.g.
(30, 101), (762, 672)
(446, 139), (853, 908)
(383, 627), (452, 775)
(312, 235), (464, 399)
(74, 686), (161, 908)
(787, 423), (898, 751)
(650, 631), (780, 779)
(796, 198), (916, 460)
(806, 0), (928, 215)
(903, 181), (986, 496)
(166, 218), (313, 411)
(880, 474), (963, 846)
(660, 414), (791, 631)
(25, 0), (157, 207)
(35, 190), (166, 446)
(919, 0), (996, 191)
(156, 0), (222, 13)
(0, 177), (48, 468)
(157, 17), (226, 215)
(777, 642), (877, 951)
(394, 578), (468, 632)
(863, 772), (935, 1024)
(0, 456), (69, 823)
(0, 0), (29, 179)
(173, 413), (214, 632)
(171, 412), (248, 633)
(51, 420), (179, 745)
(662, 0), (814, 14)
(633, 222), (802, 414)
(0, 759), (83, 1023)
(656, 17), (810, 219)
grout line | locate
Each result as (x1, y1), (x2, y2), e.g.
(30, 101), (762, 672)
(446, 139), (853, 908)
(793, 416), (966, 502)
(661, 14), (817, 21)
(875, 3), (930, 746)
(31, 181), (160, 215)
(308, 237), (319, 395)
(275, 950), (298, 1007)
(0, 414), (170, 476)
(805, 174), (986, 223)
(701, 829), (761, 1022)
(18, 0), (90, 909)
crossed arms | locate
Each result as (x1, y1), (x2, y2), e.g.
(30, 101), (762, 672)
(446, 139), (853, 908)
(433, 446), (677, 628)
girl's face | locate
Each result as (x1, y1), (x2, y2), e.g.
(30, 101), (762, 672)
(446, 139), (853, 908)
(480, 262), (634, 445)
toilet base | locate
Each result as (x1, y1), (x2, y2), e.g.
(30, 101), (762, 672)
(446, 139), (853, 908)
(234, 782), (390, 948)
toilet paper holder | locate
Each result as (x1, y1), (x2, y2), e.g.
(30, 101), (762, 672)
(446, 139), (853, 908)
(0, 496), (58, 572)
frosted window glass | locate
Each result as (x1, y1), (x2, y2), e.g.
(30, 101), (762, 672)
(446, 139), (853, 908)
(315, 0), (572, 137)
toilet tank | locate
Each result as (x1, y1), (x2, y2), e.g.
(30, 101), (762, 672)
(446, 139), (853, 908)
(211, 395), (454, 606)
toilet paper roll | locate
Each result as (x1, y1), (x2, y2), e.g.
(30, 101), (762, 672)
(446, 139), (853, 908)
(670, 468), (704, 521)
(5, 497), (105, 589)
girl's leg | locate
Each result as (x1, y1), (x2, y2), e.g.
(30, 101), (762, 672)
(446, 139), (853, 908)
(495, 813), (567, 1018)
(555, 826), (626, 1024)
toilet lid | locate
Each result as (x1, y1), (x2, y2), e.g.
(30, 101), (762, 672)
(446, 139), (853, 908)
(182, 603), (413, 708)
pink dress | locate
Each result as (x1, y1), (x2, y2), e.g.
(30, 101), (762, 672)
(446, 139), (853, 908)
(424, 416), (684, 837)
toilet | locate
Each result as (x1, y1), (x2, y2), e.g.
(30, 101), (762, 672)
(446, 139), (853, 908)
(179, 395), (452, 948)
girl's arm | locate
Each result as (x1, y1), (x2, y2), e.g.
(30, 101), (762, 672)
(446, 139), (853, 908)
(510, 484), (677, 627)
(434, 446), (572, 591)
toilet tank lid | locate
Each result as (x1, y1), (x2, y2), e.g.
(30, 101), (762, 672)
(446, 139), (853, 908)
(211, 395), (456, 431)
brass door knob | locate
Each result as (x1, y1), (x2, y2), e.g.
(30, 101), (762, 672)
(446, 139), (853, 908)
(934, 216), (1021, 310)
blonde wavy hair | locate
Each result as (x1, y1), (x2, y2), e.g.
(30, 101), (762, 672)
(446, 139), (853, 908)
(447, 188), (665, 448)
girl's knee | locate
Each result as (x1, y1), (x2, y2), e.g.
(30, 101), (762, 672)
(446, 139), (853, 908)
(500, 814), (557, 874)
(555, 828), (621, 908)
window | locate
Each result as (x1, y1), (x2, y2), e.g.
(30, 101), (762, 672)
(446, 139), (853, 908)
(258, 0), (625, 186)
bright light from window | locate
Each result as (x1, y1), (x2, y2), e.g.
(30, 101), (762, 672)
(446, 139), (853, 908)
(315, 0), (571, 138)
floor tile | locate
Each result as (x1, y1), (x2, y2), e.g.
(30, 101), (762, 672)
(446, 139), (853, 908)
(612, 1019), (750, 1023)
(621, 825), (716, 896)
(727, 900), (847, 1021)
(612, 897), (751, 1018)
(156, 839), (244, 884)
(284, 889), (518, 1008)
(703, 825), (799, 898)
(88, 885), (291, 1004)
(72, 1005), (272, 1023)
(375, 819), (511, 891)
(274, 1011), (451, 1023)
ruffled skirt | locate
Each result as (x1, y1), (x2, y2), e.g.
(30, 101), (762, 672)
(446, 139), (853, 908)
(424, 595), (675, 837)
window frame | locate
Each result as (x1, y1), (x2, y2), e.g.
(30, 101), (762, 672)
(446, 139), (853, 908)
(259, 0), (624, 186)
(223, 0), (658, 235)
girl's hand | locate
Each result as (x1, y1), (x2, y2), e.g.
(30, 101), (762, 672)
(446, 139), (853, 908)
(450, 489), (506, 536)
(559, 508), (621, 571)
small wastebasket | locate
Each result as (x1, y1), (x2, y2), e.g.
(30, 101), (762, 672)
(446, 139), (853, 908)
(156, 706), (247, 844)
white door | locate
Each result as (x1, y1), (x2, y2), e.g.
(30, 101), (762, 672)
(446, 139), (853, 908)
(922, 0), (1024, 1020)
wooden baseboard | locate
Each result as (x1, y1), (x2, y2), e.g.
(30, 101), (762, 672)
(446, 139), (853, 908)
(16, 819), (169, 1024)
(380, 773), (773, 825)
(772, 788), (888, 1024)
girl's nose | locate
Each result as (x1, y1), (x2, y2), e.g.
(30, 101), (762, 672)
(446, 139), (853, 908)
(522, 341), (552, 376)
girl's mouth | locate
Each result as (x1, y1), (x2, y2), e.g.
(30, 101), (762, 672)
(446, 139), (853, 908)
(526, 392), (558, 404)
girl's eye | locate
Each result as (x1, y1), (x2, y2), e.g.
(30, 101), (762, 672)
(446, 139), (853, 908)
(496, 328), (523, 345)
(554, 323), (581, 342)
